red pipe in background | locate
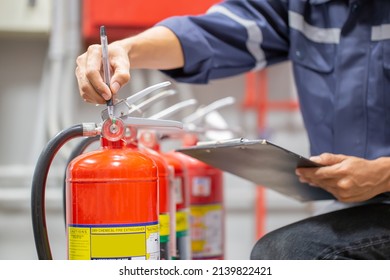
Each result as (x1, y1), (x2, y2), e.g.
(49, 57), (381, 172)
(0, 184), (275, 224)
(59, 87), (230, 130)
(242, 70), (299, 239)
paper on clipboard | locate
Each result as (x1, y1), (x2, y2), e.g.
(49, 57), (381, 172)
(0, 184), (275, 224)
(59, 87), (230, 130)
(176, 138), (335, 202)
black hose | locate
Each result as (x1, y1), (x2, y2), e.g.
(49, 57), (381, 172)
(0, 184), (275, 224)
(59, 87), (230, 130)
(62, 136), (99, 227)
(31, 124), (85, 260)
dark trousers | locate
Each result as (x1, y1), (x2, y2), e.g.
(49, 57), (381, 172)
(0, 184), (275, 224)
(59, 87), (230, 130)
(250, 203), (390, 259)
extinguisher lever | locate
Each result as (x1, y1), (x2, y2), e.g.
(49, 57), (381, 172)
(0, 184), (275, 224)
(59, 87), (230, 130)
(121, 116), (183, 131)
(128, 89), (177, 116)
(148, 99), (198, 120)
(101, 81), (172, 120)
(182, 96), (236, 125)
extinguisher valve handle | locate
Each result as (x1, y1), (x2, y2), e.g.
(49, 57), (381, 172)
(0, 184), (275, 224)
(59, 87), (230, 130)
(121, 116), (183, 131)
(100, 81), (172, 120)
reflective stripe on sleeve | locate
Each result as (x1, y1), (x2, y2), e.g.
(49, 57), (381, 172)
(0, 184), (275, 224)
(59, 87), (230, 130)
(372, 24), (390, 41)
(288, 11), (340, 44)
(207, 5), (266, 71)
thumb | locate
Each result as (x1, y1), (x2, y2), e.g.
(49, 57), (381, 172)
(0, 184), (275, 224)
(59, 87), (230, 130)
(310, 153), (348, 166)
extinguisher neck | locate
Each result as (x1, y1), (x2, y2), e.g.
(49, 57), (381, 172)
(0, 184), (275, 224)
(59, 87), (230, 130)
(126, 141), (139, 150)
(101, 137), (125, 149)
(139, 130), (161, 151)
(148, 142), (161, 152)
(183, 133), (198, 147)
(154, 143), (161, 152)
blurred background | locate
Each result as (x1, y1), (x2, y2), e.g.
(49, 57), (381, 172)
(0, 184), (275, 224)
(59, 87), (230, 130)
(0, 0), (331, 260)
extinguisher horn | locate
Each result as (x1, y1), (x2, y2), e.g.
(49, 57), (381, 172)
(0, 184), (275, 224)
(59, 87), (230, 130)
(148, 99), (198, 120)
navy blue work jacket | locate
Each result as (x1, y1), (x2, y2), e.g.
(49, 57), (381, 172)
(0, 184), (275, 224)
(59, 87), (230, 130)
(158, 0), (390, 159)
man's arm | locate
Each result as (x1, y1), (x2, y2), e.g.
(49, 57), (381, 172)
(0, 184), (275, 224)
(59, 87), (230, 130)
(75, 26), (184, 104)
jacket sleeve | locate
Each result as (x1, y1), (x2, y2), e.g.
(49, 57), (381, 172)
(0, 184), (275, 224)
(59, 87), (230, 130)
(156, 0), (290, 84)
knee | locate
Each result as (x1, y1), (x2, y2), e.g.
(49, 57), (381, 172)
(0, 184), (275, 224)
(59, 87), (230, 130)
(250, 226), (318, 260)
(250, 230), (293, 260)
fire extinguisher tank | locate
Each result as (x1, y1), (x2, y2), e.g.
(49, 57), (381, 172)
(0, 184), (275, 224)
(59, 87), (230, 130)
(143, 148), (172, 260)
(162, 152), (191, 260)
(174, 151), (225, 260)
(66, 139), (159, 260)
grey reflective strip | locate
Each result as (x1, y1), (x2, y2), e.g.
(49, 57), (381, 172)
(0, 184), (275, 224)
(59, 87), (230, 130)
(289, 11), (340, 44)
(372, 25), (390, 41)
(207, 5), (266, 71)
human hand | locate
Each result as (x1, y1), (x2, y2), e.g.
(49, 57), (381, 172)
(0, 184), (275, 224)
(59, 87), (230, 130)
(295, 153), (390, 202)
(75, 41), (131, 104)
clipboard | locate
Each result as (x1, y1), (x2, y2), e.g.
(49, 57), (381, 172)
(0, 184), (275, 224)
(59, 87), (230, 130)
(176, 138), (335, 202)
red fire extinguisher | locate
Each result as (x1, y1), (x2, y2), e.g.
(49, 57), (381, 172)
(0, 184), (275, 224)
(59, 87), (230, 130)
(125, 126), (174, 260)
(31, 82), (183, 260)
(32, 118), (160, 260)
(66, 119), (160, 260)
(142, 148), (174, 260)
(62, 84), (180, 260)
(138, 129), (180, 260)
(176, 97), (236, 260)
(173, 133), (225, 260)
(143, 97), (233, 260)
(162, 150), (192, 260)
(143, 99), (202, 260)
(138, 129), (191, 260)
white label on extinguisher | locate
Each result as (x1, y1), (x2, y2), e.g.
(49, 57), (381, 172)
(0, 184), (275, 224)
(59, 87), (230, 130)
(174, 177), (183, 204)
(192, 177), (211, 196)
(146, 228), (160, 260)
(190, 204), (223, 258)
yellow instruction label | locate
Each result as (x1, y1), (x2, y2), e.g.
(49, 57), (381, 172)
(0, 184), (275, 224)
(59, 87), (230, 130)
(68, 222), (159, 260)
(159, 213), (170, 237)
(190, 204), (223, 258)
(176, 209), (189, 233)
